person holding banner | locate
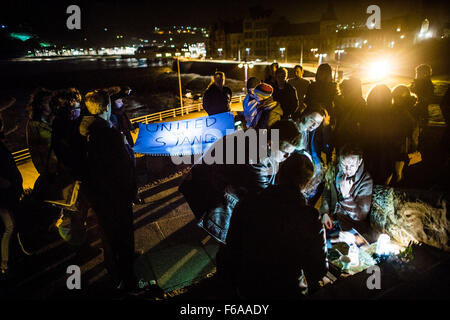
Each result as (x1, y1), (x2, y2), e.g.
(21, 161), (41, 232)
(179, 120), (301, 244)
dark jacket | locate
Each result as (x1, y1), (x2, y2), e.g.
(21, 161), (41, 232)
(0, 140), (23, 210)
(202, 84), (232, 115)
(359, 108), (398, 184)
(288, 77), (310, 104)
(333, 95), (365, 150)
(179, 131), (277, 243)
(26, 119), (58, 175)
(305, 81), (337, 112)
(52, 116), (87, 182)
(410, 78), (434, 126)
(79, 116), (137, 208)
(320, 161), (373, 234)
(273, 81), (299, 119)
(219, 185), (328, 298)
(110, 107), (135, 147)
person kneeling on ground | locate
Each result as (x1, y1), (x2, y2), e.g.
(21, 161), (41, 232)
(217, 153), (328, 299)
(320, 144), (373, 238)
(179, 120), (301, 244)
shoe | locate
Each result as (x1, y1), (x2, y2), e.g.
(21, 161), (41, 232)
(17, 233), (34, 256)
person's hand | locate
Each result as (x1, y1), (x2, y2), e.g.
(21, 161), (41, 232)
(322, 213), (333, 230)
(340, 177), (353, 198)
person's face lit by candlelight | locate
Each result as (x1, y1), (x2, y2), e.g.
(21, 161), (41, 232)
(302, 112), (324, 132)
(339, 155), (362, 178)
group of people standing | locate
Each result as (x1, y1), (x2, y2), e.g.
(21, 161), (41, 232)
(181, 62), (448, 298)
(0, 86), (142, 291)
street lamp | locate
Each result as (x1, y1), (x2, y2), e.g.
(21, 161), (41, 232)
(334, 49), (344, 82)
(238, 61), (254, 84)
(315, 52), (327, 65)
(218, 48), (223, 58)
(279, 47), (286, 63)
(245, 48), (250, 59)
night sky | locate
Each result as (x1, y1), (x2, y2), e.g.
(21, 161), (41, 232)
(0, 0), (448, 40)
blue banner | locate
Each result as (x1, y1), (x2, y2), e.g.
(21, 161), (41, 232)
(133, 112), (235, 156)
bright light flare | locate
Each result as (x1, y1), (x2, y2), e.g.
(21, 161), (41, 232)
(368, 60), (390, 79)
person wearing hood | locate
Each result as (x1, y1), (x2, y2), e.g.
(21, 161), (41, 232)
(248, 83), (283, 130)
(320, 144), (373, 237)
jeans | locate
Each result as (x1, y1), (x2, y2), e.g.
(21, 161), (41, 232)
(0, 208), (14, 270)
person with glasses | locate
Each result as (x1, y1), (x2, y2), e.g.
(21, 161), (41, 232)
(320, 144), (373, 237)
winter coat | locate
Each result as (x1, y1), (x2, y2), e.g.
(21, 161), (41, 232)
(179, 131), (278, 243)
(51, 116), (87, 182)
(78, 116), (137, 208)
(249, 96), (283, 130)
(288, 77), (310, 104)
(305, 81), (337, 112)
(333, 95), (365, 150)
(110, 107), (135, 147)
(410, 78), (434, 126)
(359, 108), (398, 185)
(218, 184), (328, 298)
(273, 81), (299, 119)
(202, 84), (232, 115)
(320, 161), (373, 234)
(26, 119), (58, 175)
(0, 140), (23, 210)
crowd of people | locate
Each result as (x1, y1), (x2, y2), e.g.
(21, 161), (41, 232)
(0, 86), (143, 291)
(0, 61), (448, 298)
(183, 62), (449, 298)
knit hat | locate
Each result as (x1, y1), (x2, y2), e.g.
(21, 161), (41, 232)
(254, 83), (273, 100)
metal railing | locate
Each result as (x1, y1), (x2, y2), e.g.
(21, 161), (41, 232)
(13, 94), (245, 164)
